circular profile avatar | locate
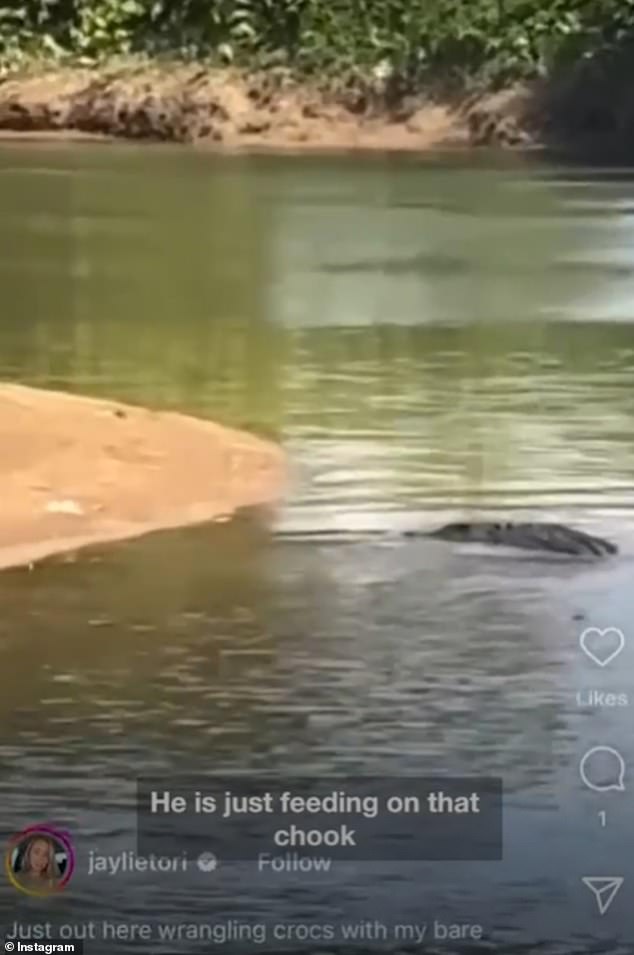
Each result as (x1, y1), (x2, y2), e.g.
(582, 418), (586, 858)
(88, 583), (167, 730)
(6, 825), (75, 897)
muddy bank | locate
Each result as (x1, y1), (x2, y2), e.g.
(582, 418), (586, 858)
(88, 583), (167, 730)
(0, 384), (285, 570)
(0, 63), (539, 151)
(1, 61), (631, 154)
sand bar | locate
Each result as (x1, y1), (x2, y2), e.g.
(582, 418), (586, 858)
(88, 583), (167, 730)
(0, 384), (285, 570)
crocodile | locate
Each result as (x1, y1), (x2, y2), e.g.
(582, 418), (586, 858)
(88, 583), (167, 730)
(277, 521), (618, 557)
(418, 521), (618, 557)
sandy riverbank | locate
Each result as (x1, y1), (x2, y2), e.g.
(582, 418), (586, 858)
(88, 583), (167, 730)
(0, 384), (285, 571)
(0, 64), (537, 151)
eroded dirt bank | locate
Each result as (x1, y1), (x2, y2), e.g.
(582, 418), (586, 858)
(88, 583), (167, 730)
(0, 384), (285, 570)
(0, 64), (537, 150)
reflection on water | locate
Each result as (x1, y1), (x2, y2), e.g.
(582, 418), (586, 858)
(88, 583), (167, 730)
(0, 147), (634, 953)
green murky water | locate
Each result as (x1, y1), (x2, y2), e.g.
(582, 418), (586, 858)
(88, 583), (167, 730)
(1, 144), (634, 954)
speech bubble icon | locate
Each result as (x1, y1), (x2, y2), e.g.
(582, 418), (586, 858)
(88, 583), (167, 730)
(579, 627), (625, 667)
(579, 746), (626, 792)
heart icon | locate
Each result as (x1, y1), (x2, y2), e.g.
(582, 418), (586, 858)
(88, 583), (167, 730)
(579, 627), (625, 667)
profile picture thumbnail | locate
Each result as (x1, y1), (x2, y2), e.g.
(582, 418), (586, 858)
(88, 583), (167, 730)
(6, 825), (75, 896)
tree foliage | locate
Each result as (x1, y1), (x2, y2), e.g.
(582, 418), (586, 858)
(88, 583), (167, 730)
(1, 0), (634, 84)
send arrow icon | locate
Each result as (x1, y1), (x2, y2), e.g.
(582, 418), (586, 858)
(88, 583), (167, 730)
(582, 877), (624, 915)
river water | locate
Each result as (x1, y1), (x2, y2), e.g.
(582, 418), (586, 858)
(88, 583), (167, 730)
(0, 145), (634, 954)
